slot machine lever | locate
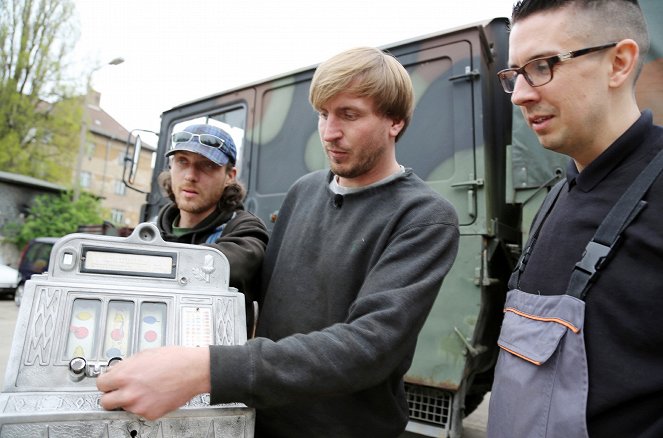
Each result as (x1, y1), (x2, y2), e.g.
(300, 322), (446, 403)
(68, 356), (123, 381)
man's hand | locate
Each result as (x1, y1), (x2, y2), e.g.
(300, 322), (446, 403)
(96, 346), (211, 420)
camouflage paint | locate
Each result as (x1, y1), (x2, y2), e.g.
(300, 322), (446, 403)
(135, 1), (662, 434)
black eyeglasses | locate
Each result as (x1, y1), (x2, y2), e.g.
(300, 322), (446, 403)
(171, 131), (233, 158)
(497, 42), (618, 93)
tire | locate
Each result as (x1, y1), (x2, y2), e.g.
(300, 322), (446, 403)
(14, 283), (24, 307)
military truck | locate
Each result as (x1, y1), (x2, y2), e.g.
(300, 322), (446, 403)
(125, 2), (662, 436)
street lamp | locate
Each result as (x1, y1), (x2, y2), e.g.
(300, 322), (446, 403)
(73, 57), (125, 201)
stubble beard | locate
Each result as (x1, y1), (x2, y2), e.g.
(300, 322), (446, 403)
(174, 190), (217, 216)
(327, 144), (383, 180)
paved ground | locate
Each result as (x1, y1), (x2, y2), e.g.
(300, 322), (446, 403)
(0, 298), (19, 381)
(463, 394), (489, 438)
(0, 298), (488, 436)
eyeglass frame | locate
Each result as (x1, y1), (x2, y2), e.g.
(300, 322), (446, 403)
(497, 42), (618, 93)
(171, 131), (235, 162)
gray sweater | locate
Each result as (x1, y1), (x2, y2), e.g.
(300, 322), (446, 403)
(210, 169), (459, 437)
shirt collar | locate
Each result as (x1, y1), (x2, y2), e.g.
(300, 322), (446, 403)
(566, 110), (653, 192)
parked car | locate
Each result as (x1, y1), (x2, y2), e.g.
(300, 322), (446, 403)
(14, 237), (58, 306)
(0, 255), (20, 299)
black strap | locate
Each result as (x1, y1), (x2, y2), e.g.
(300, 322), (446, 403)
(508, 178), (566, 289)
(566, 147), (663, 299)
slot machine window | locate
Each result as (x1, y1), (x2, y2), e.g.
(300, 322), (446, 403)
(138, 302), (167, 351)
(102, 300), (135, 359)
(66, 298), (102, 360)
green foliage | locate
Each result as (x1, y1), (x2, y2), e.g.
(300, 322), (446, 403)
(3, 191), (105, 249)
(0, 0), (81, 183)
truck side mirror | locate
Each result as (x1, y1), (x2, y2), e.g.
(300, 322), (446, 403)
(128, 134), (142, 185)
(123, 129), (158, 194)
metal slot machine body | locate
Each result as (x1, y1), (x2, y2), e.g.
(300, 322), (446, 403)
(0, 223), (254, 437)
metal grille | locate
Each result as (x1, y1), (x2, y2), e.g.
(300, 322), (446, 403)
(405, 383), (452, 428)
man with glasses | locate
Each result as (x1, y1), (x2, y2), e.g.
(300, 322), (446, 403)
(157, 123), (268, 329)
(488, 1), (663, 437)
(98, 47), (459, 437)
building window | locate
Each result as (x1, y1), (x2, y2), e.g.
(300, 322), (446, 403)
(111, 209), (124, 224)
(114, 180), (126, 196)
(80, 171), (92, 188)
(86, 141), (95, 159)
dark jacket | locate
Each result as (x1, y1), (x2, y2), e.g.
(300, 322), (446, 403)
(157, 201), (269, 328)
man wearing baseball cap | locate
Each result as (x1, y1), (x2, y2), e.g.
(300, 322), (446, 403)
(157, 123), (268, 329)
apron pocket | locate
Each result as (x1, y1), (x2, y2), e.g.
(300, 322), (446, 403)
(488, 290), (587, 438)
(497, 307), (577, 365)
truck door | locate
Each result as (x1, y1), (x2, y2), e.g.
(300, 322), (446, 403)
(395, 38), (478, 226)
(392, 27), (500, 438)
(243, 73), (322, 231)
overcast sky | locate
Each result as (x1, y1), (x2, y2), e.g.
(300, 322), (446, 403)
(72, 0), (515, 133)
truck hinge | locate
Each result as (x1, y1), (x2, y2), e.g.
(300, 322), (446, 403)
(474, 248), (500, 286)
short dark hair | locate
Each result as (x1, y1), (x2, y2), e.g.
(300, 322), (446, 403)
(511, 1), (649, 63)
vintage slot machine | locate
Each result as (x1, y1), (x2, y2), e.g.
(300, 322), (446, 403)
(0, 223), (254, 437)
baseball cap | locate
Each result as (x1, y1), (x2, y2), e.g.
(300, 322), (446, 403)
(166, 124), (237, 166)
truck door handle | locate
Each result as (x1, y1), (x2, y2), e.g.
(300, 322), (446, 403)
(449, 67), (480, 81)
(451, 178), (484, 189)
(452, 178), (483, 219)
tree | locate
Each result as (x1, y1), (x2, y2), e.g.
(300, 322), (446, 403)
(3, 191), (106, 249)
(0, 0), (81, 183)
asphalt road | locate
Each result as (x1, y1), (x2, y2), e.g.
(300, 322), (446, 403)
(0, 298), (19, 382)
(0, 297), (488, 437)
(463, 394), (489, 438)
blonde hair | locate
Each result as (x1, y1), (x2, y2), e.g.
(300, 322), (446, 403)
(309, 47), (414, 141)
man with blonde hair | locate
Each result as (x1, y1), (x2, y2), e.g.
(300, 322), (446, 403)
(98, 47), (459, 437)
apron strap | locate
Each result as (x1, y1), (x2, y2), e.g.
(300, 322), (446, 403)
(567, 147), (663, 299)
(509, 178), (567, 289)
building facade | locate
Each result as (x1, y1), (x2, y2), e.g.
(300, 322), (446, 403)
(0, 172), (66, 264)
(77, 91), (155, 228)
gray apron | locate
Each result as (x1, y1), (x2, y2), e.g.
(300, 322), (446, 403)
(488, 288), (589, 438)
(488, 147), (663, 438)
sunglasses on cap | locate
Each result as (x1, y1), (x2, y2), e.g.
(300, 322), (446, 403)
(171, 131), (234, 159)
